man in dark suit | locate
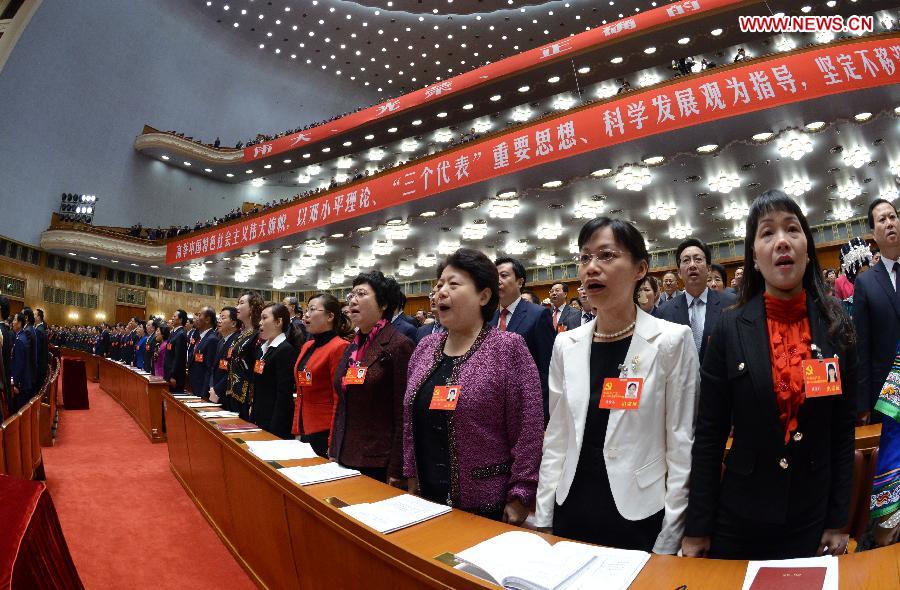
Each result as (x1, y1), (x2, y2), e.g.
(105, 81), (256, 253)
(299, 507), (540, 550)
(657, 271), (683, 306)
(95, 322), (110, 356)
(575, 286), (595, 326)
(34, 309), (48, 388)
(492, 257), (555, 422)
(390, 292), (418, 342)
(853, 198), (900, 423)
(187, 307), (220, 400)
(165, 309), (189, 392)
(283, 296), (309, 343)
(548, 282), (581, 332)
(656, 238), (736, 364)
(0, 296), (13, 416)
(143, 319), (158, 375)
(185, 317), (198, 367)
(120, 317), (138, 365)
(10, 312), (34, 412)
(415, 286), (445, 344)
(725, 266), (743, 296)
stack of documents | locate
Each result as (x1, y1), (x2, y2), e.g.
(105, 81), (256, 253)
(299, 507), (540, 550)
(741, 556), (837, 590)
(341, 494), (451, 534)
(455, 531), (649, 590)
(184, 401), (222, 408)
(245, 440), (318, 461)
(278, 463), (360, 486)
(198, 410), (239, 419)
(216, 422), (261, 434)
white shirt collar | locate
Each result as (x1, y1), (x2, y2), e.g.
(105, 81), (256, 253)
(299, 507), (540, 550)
(199, 328), (212, 340)
(502, 297), (521, 317)
(881, 256), (898, 274)
(261, 332), (287, 355)
(685, 287), (709, 307)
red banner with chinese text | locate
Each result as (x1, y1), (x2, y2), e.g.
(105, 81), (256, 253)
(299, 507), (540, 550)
(169, 36), (900, 264)
(242, 0), (745, 162)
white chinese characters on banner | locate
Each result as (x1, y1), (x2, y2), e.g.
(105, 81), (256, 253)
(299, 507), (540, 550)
(666, 1), (701, 18)
(425, 81), (453, 99)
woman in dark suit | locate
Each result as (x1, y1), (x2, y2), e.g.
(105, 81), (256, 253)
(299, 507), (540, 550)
(330, 270), (414, 484)
(225, 291), (264, 419)
(250, 303), (299, 439)
(683, 190), (857, 560)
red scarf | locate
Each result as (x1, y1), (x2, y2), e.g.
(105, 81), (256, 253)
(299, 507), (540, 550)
(350, 319), (387, 364)
(764, 290), (812, 444)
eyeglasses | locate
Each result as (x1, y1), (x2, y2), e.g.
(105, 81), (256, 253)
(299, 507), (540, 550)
(679, 255), (706, 266)
(306, 306), (323, 314)
(573, 249), (624, 266)
(347, 289), (370, 300)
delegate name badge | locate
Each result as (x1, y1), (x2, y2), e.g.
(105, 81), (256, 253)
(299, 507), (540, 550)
(429, 385), (461, 411)
(194, 352), (204, 363)
(802, 358), (842, 397)
(599, 378), (644, 410)
(297, 370), (312, 386)
(343, 366), (367, 385)
(218, 358), (229, 370)
(253, 359), (266, 374)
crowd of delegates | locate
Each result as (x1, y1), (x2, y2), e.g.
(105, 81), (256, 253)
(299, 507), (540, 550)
(0, 299), (50, 421)
(46, 190), (900, 557)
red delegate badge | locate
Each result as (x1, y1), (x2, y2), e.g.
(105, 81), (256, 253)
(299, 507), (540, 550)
(343, 366), (367, 385)
(599, 378), (643, 410)
(253, 359), (265, 374)
(297, 370), (312, 386)
(429, 385), (461, 410)
(194, 352), (204, 363)
(218, 359), (228, 370)
(802, 358), (842, 398)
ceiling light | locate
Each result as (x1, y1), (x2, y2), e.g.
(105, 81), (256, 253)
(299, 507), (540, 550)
(457, 201), (476, 209)
(669, 224), (693, 240)
(420, 211), (436, 218)
(752, 131), (775, 142)
(642, 155), (665, 165)
(775, 36), (796, 52)
(710, 28), (723, 36)
(648, 203), (677, 220)
(854, 112), (873, 122)
(709, 172), (742, 194)
(832, 205), (854, 221)
(696, 144), (718, 154)
(638, 71), (660, 87)
(776, 132), (813, 160)
(385, 223), (411, 240)
(552, 96), (577, 110)
(677, 37), (690, 45)
(518, 85), (530, 92)
(397, 264), (416, 277)
(723, 201), (750, 220)
(537, 226), (562, 240)
(890, 161), (900, 178)
(183, 161), (191, 167)
(841, 145), (872, 169)
(67, 252), (76, 256)
(783, 178), (812, 196)
(203, 168), (212, 173)
(577, 66), (590, 74)
(574, 201), (604, 219)
(610, 57), (623, 64)
(437, 242), (460, 255)
(436, 112), (448, 119)
(504, 242), (528, 256)
(837, 183), (863, 200)
(591, 168), (612, 178)
(434, 129), (454, 143)
(542, 180), (563, 188)
(461, 224), (488, 240)
(226, 173), (234, 178)
(547, 75), (561, 83)
(364, 134), (375, 140)
(815, 30), (835, 43)
(880, 188), (900, 202)
(411, 119), (422, 126)
(357, 226), (372, 233)
(161, 155), (169, 160)
(387, 127), (398, 133)
(496, 190), (517, 199)
(644, 47), (656, 54)
(488, 199), (521, 219)
(245, 169), (253, 174)
(805, 121), (826, 131)
(490, 94), (502, 102)
(250, 178), (265, 187)
(511, 107), (532, 122)
(535, 253), (556, 266)
(733, 223), (747, 238)
(614, 166), (652, 191)
(462, 103), (474, 110)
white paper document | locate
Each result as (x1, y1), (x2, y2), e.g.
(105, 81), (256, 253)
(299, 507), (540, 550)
(341, 494), (452, 534)
(197, 410), (240, 419)
(455, 531), (649, 590)
(741, 556), (838, 590)
(184, 401), (223, 408)
(278, 462), (361, 486)
(245, 440), (318, 461)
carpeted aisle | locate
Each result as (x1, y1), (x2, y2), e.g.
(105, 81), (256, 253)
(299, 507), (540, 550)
(42, 378), (257, 589)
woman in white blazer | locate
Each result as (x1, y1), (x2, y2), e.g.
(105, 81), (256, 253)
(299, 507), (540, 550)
(535, 217), (700, 554)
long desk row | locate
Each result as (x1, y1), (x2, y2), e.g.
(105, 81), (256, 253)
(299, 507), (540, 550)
(161, 388), (900, 590)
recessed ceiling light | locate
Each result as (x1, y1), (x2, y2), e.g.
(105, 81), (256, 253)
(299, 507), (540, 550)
(161, 155), (170, 160)
(854, 112), (873, 122)
(364, 134), (375, 140)
(226, 173), (234, 177)
(343, 140), (353, 146)
(696, 144), (718, 154)
(457, 201), (476, 209)
(462, 103), (474, 110)
(357, 226), (372, 232)
(203, 168), (212, 173)
(518, 85), (530, 92)
(542, 180), (563, 188)
(547, 75), (561, 83)
(420, 211), (436, 217)
(577, 66), (590, 74)
(263, 164), (271, 169)
(67, 252), (76, 256)
(388, 127), (398, 133)
(110, 259), (119, 263)
(330, 233), (345, 238)
(644, 47), (656, 54)
(322, 147), (331, 153)
(805, 121), (826, 131)
(245, 169), (253, 174)
(643, 156), (665, 165)
(183, 161), (191, 166)
(610, 57), (623, 64)
(281, 245), (293, 249)
(412, 119), (422, 125)
(89, 256), (97, 260)
(497, 190), (517, 199)
(130, 263), (138, 267)
(751, 132), (774, 142)
(303, 153), (311, 158)
(283, 159), (292, 164)
(490, 94), (502, 102)
(677, 37), (690, 44)
(711, 28), (723, 36)
(591, 168), (612, 177)
(436, 112), (448, 118)
(150, 265), (159, 269)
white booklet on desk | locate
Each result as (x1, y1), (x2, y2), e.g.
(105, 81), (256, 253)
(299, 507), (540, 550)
(245, 439), (318, 461)
(341, 494), (451, 534)
(184, 401), (222, 408)
(455, 531), (649, 590)
(197, 410), (239, 419)
(278, 462), (361, 486)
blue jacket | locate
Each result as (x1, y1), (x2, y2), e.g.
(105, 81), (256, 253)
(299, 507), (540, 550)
(188, 329), (221, 396)
(489, 299), (555, 422)
(11, 329), (34, 394)
(853, 260), (900, 413)
(391, 315), (417, 343)
(135, 336), (149, 370)
(654, 288), (737, 364)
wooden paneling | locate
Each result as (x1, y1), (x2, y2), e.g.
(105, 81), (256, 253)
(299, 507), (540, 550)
(97, 360), (166, 443)
(115, 304), (145, 324)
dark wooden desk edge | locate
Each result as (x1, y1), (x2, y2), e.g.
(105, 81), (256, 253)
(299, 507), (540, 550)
(95, 358), (167, 443)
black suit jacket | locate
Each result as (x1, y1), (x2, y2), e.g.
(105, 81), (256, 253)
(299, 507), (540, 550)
(188, 330), (220, 397)
(391, 315), (417, 342)
(164, 327), (188, 390)
(490, 300), (555, 421)
(143, 334), (157, 375)
(415, 322), (445, 344)
(120, 330), (137, 365)
(250, 339), (298, 439)
(34, 324), (48, 387)
(685, 293), (857, 538)
(853, 261), (900, 413)
(210, 331), (239, 399)
(655, 288), (737, 363)
(95, 330), (110, 356)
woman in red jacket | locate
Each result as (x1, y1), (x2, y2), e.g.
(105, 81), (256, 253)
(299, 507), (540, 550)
(292, 294), (353, 457)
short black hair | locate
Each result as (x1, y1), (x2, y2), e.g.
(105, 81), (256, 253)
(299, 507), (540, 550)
(283, 296), (300, 314)
(495, 256), (527, 289)
(709, 263), (727, 282)
(551, 282), (569, 293)
(221, 306), (241, 329)
(23, 307), (35, 325)
(200, 306), (217, 329)
(175, 309), (188, 326)
(158, 325), (171, 340)
(439, 248), (500, 323)
(675, 238), (712, 266)
(867, 198), (897, 229)
(521, 291), (541, 305)
(352, 270), (403, 320)
(36, 309), (44, 322)
(577, 217), (650, 298)
(0, 296), (9, 321)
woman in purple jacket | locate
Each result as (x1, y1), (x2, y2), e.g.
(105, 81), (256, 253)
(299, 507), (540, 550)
(403, 248), (543, 524)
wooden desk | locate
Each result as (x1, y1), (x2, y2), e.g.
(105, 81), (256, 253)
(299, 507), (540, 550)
(163, 392), (900, 590)
(99, 360), (167, 443)
(59, 348), (99, 383)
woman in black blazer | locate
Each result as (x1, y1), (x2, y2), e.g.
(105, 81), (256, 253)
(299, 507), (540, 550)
(683, 190), (857, 560)
(250, 303), (300, 439)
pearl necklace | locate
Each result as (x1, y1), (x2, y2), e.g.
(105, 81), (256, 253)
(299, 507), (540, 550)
(593, 320), (636, 340)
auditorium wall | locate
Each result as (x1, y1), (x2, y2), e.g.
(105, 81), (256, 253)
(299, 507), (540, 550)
(0, 0), (378, 246)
